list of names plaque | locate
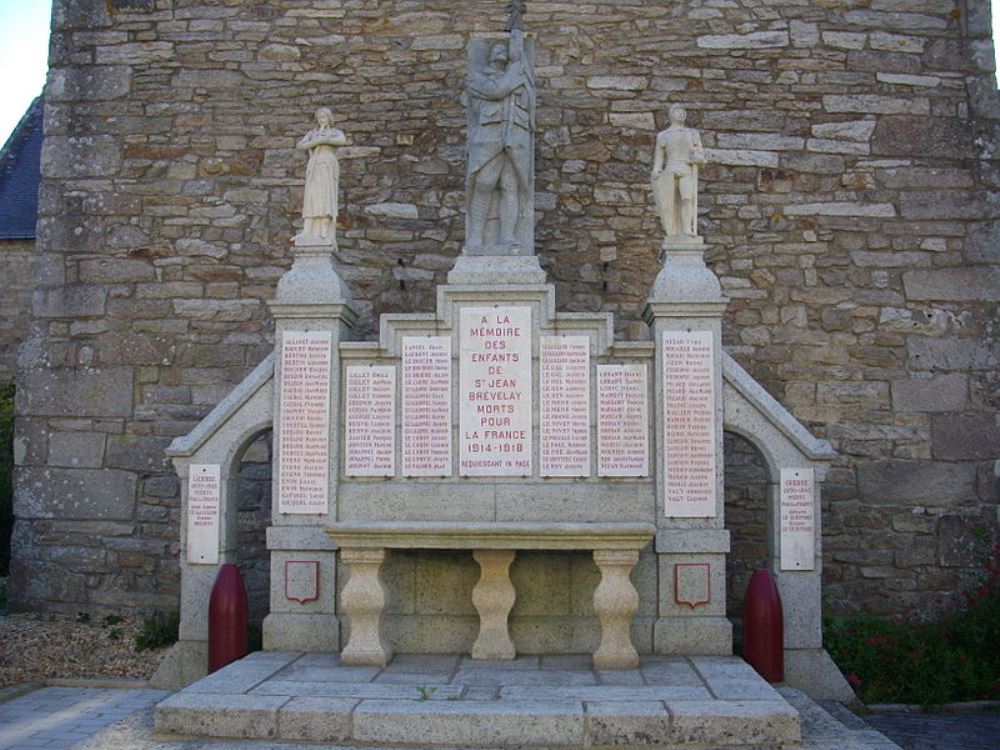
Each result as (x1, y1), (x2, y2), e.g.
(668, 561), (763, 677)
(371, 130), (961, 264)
(187, 463), (221, 564)
(780, 468), (815, 571)
(459, 306), (532, 476)
(663, 330), (717, 518)
(345, 365), (396, 477)
(278, 331), (332, 514)
(402, 336), (452, 476)
(597, 364), (649, 477)
(540, 335), (591, 477)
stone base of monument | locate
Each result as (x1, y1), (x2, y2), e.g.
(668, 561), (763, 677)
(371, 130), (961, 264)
(154, 651), (803, 747)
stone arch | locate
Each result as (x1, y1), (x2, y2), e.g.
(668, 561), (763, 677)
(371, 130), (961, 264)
(234, 428), (273, 633)
(723, 430), (770, 633)
(157, 356), (274, 686)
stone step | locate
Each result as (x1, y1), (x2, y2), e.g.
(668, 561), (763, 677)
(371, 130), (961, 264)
(154, 651), (804, 748)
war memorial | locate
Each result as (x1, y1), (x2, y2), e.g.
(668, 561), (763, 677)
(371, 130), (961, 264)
(5, 1), (999, 746)
(131, 4), (852, 746)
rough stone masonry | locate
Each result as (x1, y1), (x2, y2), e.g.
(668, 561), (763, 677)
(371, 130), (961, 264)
(9, 0), (1000, 622)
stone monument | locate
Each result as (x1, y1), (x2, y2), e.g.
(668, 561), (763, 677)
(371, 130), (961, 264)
(157, 3), (851, 712)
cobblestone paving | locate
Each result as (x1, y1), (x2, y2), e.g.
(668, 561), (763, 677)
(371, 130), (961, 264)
(0, 687), (166, 750)
(861, 711), (1000, 750)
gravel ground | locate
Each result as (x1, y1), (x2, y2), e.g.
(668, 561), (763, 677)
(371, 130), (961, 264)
(0, 610), (167, 689)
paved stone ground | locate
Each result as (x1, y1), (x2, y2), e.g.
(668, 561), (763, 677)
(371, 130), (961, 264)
(858, 710), (1000, 750)
(0, 679), (995, 749)
(0, 686), (167, 750)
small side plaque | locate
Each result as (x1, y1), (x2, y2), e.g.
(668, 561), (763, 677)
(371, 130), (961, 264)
(674, 563), (711, 609)
(780, 468), (815, 571)
(187, 464), (220, 565)
(285, 560), (320, 604)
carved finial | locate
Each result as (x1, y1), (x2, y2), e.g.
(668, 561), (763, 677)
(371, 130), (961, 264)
(505, 0), (526, 31)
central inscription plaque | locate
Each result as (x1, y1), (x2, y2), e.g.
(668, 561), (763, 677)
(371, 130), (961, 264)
(459, 306), (532, 476)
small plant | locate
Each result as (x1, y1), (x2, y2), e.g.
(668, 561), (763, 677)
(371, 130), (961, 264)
(108, 627), (122, 641)
(826, 543), (1000, 705)
(415, 685), (438, 701)
(102, 614), (124, 627)
(76, 612), (91, 624)
(136, 611), (180, 651)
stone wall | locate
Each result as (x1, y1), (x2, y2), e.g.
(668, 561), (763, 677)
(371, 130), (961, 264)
(0, 239), (34, 382)
(11, 0), (1000, 619)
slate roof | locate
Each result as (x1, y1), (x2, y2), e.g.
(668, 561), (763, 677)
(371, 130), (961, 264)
(0, 97), (43, 240)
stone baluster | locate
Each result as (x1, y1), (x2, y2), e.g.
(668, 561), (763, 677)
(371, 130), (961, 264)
(471, 549), (517, 659)
(339, 548), (392, 667)
(592, 549), (640, 670)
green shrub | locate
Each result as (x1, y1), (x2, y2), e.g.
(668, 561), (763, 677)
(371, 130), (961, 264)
(136, 611), (180, 651)
(826, 544), (1000, 705)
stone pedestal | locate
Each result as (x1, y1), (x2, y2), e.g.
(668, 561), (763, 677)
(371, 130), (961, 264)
(471, 549), (517, 660)
(447, 253), (546, 286)
(593, 549), (641, 669)
(645, 240), (732, 657)
(340, 548), (392, 667)
(262, 239), (356, 655)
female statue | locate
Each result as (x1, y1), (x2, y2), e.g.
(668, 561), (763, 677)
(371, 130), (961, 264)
(297, 107), (347, 242)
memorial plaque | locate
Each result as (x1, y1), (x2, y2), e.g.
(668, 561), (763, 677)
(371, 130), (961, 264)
(540, 336), (591, 477)
(459, 306), (532, 476)
(663, 330), (717, 518)
(278, 331), (332, 515)
(402, 336), (452, 476)
(187, 464), (220, 564)
(345, 365), (396, 477)
(780, 468), (816, 571)
(597, 364), (649, 477)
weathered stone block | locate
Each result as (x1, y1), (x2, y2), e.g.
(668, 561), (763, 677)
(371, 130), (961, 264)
(106, 435), (173, 471)
(857, 460), (976, 505)
(47, 431), (105, 468)
(931, 414), (1000, 461)
(33, 286), (107, 318)
(47, 66), (131, 101)
(41, 135), (123, 178)
(908, 337), (998, 371)
(697, 31), (789, 49)
(891, 374), (967, 412)
(903, 267), (1000, 302)
(901, 190), (1000, 221)
(16, 367), (133, 417)
(937, 513), (998, 567)
(16, 467), (136, 520)
(78, 258), (156, 283)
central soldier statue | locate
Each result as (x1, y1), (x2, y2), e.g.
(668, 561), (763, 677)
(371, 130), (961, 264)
(465, 27), (535, 253)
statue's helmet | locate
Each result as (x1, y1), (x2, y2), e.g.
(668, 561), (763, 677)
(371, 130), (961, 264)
(489, 42), (509, 66)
